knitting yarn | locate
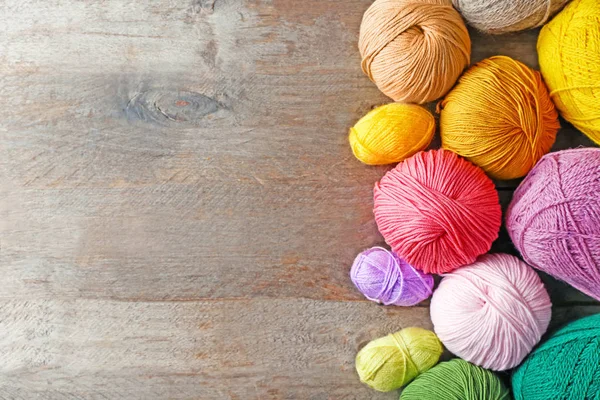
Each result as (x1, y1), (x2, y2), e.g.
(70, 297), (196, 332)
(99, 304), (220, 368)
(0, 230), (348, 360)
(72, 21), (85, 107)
(506, 148), (600, 301)
(349, 103), (435, 165)
(430, 253), (551, 371)
(538, 0), (600, 145)
(400, 359), (510, 400)
(373, 149), (501, 274)
(440, 56), (559, 180)
(358, 0), (471, 104)
(355, 327), (442, 392)
(512, 313), (600, 400)
(350, 247), (434, 306)
(452, 0), (569, 34)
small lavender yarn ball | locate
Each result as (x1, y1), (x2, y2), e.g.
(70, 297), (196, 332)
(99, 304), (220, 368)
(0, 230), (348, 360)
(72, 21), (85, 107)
(350, 247), (434, 306)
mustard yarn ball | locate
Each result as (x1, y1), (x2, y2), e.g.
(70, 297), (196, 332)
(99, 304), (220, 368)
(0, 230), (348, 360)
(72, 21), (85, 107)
(440, 56), (559, 180)
(349, 103), (435, 165)
(538, 0), (600, 145)
(355, 327), (443, 392)
(452, 0), (569, 34)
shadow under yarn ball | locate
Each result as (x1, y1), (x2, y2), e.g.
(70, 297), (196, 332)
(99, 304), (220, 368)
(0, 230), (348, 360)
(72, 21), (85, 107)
(452, 0), (570, 34)
(439, 56), (559, 180)
(430, 253), (552, 371)
(538, 0), (600, 145)
(373, 149), (501, 275)
(506, 148), (600, 301)
(513, 313), (600, 399)
(400, 359), (510, 399)
(359, 0), (471, 104)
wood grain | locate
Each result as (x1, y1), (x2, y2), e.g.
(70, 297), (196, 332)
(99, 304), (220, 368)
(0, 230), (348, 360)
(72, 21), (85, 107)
(0, 0), (597, 398)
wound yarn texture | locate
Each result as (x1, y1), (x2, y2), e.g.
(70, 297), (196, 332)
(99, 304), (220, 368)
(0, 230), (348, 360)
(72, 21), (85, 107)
(506, 148), (600, 301)
(538, 0), (600, 145)
(453, 0), (569, 34)
(355, 327), (442, 392)
(430, 253), (552, 371)
(373, 149), (501, 275)
(440, 56), (559, 180)
(512, 313), (600, 400)
(400, 359), (510, 399)
(350, 247), (434, 306)
(359, 0), (471, 104)
(349, 103), (435, 165)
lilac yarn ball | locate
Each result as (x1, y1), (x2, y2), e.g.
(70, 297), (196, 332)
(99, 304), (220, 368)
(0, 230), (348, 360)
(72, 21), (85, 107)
(506, 148), (600, 301)
(350, 247), (434, 306)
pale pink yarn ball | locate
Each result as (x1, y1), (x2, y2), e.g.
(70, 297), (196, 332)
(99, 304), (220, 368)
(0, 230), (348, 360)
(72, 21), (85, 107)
(430, 253), (551, 371)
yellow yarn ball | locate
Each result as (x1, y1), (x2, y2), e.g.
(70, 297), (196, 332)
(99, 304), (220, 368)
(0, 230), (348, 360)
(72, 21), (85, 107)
(440, 56), (559, 180)
(349, 103), (435, 165)
(538, 0), (600, 145)
(355, 327), (443, 392)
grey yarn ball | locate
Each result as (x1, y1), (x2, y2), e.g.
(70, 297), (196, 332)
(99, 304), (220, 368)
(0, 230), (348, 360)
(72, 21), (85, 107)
(452, 0), (570, 34)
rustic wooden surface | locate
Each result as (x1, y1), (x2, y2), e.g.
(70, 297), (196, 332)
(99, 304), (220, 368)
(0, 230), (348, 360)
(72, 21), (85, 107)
(1, 1), (598, 399)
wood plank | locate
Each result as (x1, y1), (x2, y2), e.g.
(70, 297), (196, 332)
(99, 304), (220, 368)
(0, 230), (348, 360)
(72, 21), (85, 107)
(0, 298), (429, 400)
(4, 178), (594, 304)
(0, 298), (595, 400)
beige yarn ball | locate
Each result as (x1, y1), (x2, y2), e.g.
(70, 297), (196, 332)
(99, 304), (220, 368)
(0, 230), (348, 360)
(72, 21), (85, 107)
(452, 0), (570, 34)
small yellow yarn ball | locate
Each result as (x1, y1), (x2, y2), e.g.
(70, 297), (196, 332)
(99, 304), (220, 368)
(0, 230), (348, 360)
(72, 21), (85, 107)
(440, 56), (559, 180)
(538, 0), (600, 145)
(355, 327), (443, 392)
(349, 103), (435, 165)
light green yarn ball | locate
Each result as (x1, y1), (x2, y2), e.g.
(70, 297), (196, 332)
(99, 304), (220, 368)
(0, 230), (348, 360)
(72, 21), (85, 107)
(400, 359), (510, 399)
(355, 327), (443, 392)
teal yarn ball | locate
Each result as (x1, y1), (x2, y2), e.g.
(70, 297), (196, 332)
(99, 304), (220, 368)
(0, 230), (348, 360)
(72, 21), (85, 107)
(513, 313), (600, 399)
(400, 359), (510, 399)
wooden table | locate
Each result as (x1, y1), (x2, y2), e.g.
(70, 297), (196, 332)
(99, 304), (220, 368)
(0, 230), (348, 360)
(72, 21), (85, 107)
(1, 1), (598, 398)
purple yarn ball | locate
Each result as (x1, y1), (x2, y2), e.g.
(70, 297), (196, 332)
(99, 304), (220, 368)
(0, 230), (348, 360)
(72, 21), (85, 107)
(350, 247), (434, 306)
(506, 148), (600, 301)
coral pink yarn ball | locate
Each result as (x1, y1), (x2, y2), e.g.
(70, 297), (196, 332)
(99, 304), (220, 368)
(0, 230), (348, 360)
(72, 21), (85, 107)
(430, 253), (552, 371)
(373, 149), (501, 274)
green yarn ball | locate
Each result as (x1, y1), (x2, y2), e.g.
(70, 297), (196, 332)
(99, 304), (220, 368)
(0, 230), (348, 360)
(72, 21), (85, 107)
(400, 359), (510, 399)
(355, 327), (443, 392)
(513, 313), (600, 399)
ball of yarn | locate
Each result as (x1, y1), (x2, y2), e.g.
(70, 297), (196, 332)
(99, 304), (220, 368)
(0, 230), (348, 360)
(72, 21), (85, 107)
(350, 247), (434, 306)
(538, 0), (600, 145)
(400, 359), (510, 400)
(440, 56), (560, 180)
(355, 327), (442, 392)
(358, 0), (471, 104)
(349, 103), (435, 165)
(373, 149), (501, 274)
(506, 148), (600, 301)
(430, 253), (551, 371)
(453, 0), (569, 34)
(513, 313), (600, 400)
